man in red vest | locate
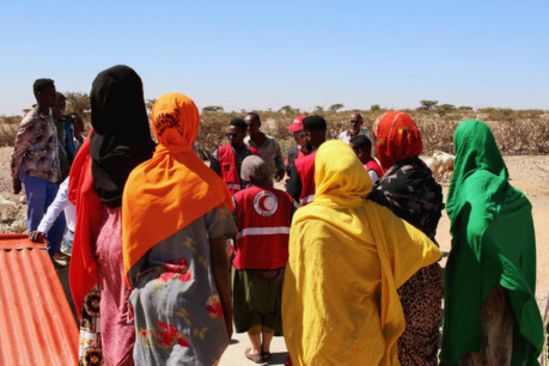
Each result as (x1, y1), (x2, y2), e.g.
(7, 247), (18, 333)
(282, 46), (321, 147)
(286, 115), (327, 206)
(210, 118), (257, 194)
(285, 114), (310, 178)
(350, 134), (384, 183)
(244, 112), (285, 182)
(232, 155), (294, 364)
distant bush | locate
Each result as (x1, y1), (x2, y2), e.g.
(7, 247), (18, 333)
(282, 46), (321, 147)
(0, 116), (20, 147)
(2, 108), (548, 155)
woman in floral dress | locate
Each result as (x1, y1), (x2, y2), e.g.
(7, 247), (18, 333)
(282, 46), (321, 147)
(122, 93), (235, 365)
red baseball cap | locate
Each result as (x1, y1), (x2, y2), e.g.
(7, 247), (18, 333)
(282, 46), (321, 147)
(288, 114), (306, 132)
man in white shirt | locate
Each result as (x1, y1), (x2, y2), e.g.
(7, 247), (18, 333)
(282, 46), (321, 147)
(29, 177), (75, 266)
(338, 112), (374, 144)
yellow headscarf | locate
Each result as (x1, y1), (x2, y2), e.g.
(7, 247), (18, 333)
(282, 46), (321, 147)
(282, 140), (441, 365)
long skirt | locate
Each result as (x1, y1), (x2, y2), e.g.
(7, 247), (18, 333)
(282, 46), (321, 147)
(398, 262), (443, 366)
(232, 268), (283, 335)
(78, 288), (103, 366)
(459, 284), (514, 365)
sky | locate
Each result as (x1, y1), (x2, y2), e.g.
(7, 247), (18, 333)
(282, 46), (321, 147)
(1, 0), (548, 115)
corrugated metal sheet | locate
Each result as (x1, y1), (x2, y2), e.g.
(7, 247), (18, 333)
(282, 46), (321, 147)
(0, 234), (79, 365)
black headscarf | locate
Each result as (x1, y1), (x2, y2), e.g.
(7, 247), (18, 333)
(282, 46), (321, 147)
(90, 65), (155, 207)
(367, 156), (443, 240)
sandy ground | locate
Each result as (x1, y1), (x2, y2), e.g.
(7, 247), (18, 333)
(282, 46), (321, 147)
(0, 147), (547, 365)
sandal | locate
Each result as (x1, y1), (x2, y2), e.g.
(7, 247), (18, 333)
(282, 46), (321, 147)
(245, 348), (264, 364)
(261, 351), (272, 361)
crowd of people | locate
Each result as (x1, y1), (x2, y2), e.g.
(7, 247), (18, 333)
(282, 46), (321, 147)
(9, 64), (547, 366)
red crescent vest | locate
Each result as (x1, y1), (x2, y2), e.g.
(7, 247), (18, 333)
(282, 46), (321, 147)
(365, 158), (384, 179)
(232, 186), (293, 270)
(294, 150), (317, 206)
(217, 144), (257, 194)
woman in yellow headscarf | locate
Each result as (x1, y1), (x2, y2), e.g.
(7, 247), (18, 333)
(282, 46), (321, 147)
(282, 140), (441, 366)
(122, 93), (235, 365)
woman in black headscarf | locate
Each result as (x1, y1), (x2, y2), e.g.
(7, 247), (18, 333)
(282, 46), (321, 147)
(71, 65), (155, 366)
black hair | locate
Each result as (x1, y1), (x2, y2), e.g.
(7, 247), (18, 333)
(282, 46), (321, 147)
(33, 78), (55, 94)
(230, 118), (247, 131)
(302, 115), (327, 132)
(245, 112), (261, 123)
(56, 91), (66, 100)
(350, 135), (372, 151)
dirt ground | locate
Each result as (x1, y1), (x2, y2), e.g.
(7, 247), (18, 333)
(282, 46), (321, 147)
(0, 147), (547, 309)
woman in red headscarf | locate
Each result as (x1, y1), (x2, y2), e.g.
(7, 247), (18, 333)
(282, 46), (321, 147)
(122, 93), (235, 365)
(368, 111), (444, 365)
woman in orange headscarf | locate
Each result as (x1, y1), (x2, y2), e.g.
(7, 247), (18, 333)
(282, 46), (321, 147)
(122, 93), (235, 365)
(369, 111), (444, 365)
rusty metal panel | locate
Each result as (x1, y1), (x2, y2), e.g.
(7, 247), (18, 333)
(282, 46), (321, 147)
(0, 234), (78, 365)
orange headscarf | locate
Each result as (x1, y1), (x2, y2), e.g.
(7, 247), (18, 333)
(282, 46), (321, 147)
(373, 111), (423, 171)
(122, 93), (233, 282)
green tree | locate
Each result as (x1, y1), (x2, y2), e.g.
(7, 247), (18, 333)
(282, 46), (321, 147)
(65, 92), (91, 115)
(370, 104), (380, 112)
(437, 104), (455, 116)
(202, 105), (224, 113)
(279, 105), (294, 114)
(329, 103), (344, 112)
(146, 99), (157, 113)
(418, 100), (439, 111)
(314, 106), (324, 113)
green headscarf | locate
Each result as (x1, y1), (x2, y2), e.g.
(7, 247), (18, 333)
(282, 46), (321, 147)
(441, 120), (543, 365)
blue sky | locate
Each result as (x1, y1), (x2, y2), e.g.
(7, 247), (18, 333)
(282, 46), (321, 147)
(1, 0), (548, 115)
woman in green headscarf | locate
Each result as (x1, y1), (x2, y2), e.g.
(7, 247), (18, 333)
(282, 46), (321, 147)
(441, 120), (544, 365)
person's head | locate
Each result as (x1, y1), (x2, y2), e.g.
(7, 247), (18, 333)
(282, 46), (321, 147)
(227, 118), (247, 147)
(244, 112), (261, 136)
(241, 155), (272, 186)
(71, 112), (85, 136)
(373, 111), (422, 171)
(52, 92), (66, 120)
(350, 135), (372, 165)
(151, 92), (200, 149)
(349, 112), (363, 135)
(33, 78), (56, 109)
(90, 65), (156, 207)
(452, 119), (507, 181)
(447, 119), (508, 218)
(302, 115), (327, 150)
(315, 140), (372, 206)
(288, 115), (306, 146)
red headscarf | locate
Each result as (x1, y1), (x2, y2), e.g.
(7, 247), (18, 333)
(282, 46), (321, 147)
(68, 131), (103, 318)
(373, 111), (423, 171)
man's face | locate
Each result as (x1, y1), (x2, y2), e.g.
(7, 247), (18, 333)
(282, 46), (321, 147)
(52, 97), (66, 119)
(353, 147), (368, 164)
(349, 114), (363, 135)
(72, 115), (84, 135)
(37, 85), (57, 109)
(292, 130), (304, 146)
(227, 125), (246, 146)
(244, 115), (260, 136)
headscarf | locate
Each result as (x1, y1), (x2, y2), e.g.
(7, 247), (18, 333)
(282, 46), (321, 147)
(373, 111), (423, 171)
(369, 111), (442, 239)
(241, 155), (272, 185)
(441, 120), (543, 364)
(122, 93), (233, 283)
(90, 65), (155, 207)
(68, 132), (103, 318)
(282, 140), (441, 365)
